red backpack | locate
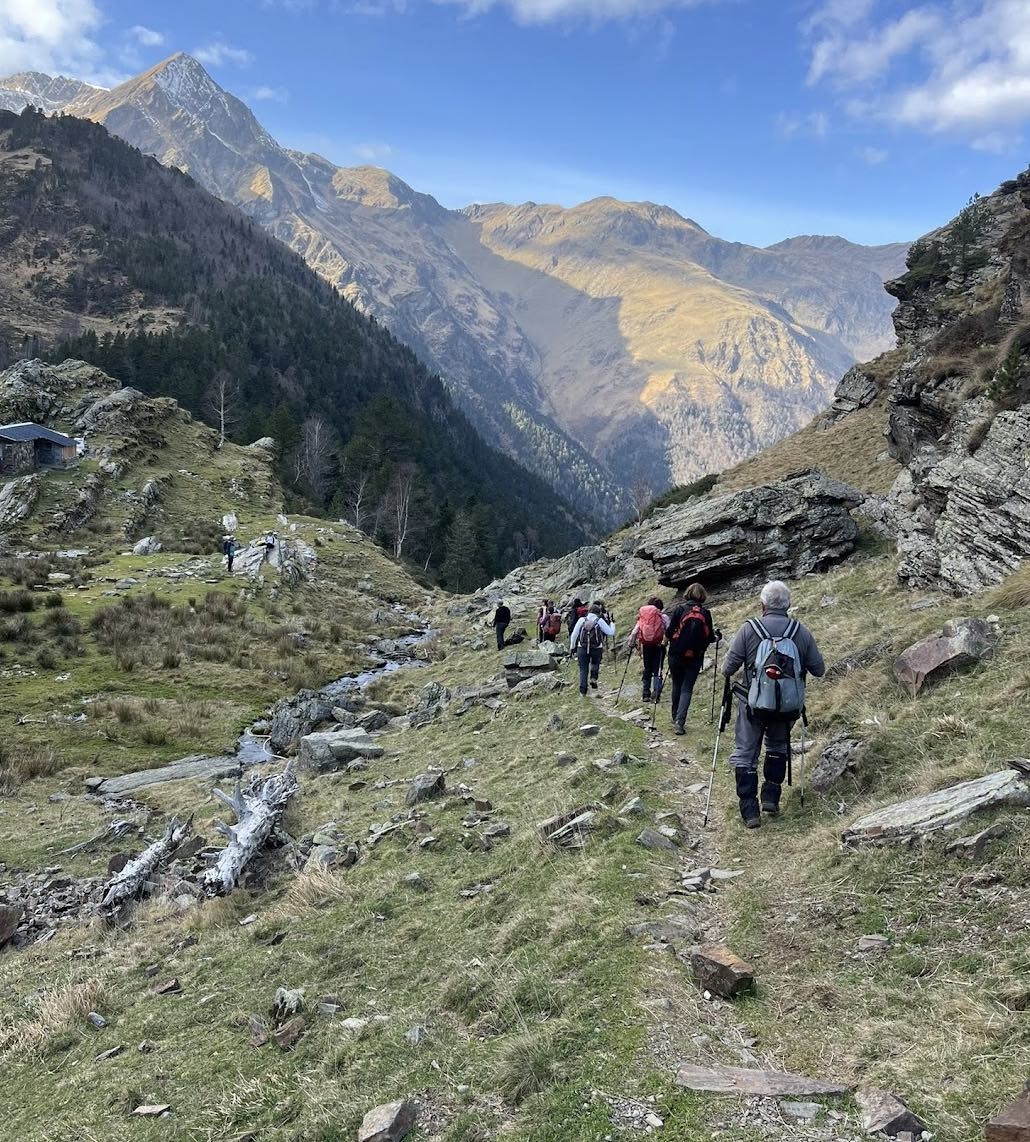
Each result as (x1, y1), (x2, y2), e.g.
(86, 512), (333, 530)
(637, 605), (665, 646)
(543, 612), (563, 638)
(670, 603), (711, 658)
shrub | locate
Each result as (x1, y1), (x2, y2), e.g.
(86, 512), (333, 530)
(44, 593), (65, 609)
(639, 473), (719, 520)
(0, 590), (36, 614)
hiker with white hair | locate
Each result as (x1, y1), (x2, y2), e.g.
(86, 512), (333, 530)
(721, 580), (825, 828)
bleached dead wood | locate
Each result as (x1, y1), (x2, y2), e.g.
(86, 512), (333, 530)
(100, 817), (193, 912)
(203, 765), (299, 896)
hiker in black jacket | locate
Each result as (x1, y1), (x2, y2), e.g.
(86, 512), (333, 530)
(665, 582), (718, 736)
(492, 601), (512, 651)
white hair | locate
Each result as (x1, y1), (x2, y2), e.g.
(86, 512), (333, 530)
(760, 580), (791, 610)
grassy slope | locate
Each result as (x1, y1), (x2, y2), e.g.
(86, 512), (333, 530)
(2, 373), (1028, 1139)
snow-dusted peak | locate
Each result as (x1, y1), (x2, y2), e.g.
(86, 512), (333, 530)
(0, 71), (105, 114)
(149, 53), (225, 108)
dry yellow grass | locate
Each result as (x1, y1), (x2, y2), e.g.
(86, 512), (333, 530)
(0, 976), (105, 1059)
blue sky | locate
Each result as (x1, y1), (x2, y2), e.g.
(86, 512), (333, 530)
(2, 0), (1029, 245)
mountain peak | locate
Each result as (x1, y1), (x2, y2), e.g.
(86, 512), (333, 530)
(143, 52), (223, 103)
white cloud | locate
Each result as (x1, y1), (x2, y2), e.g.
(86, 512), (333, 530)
(0, 0), (109, 79)
(804, 0), (1030, 142)
(128, 24), (164, 46)
(353, 142), (393, 160)
(193, 39), (254, 67)
(253, 84), (289, 102)
(775, 110), (830, 140)
(855, 144), (888, 164)
(433, 0), (721, 26)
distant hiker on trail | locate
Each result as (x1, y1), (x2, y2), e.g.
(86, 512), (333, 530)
(666, 583), (719, 736)
(222, 535), (236, 574)
(492, 601), (512, 651)
(570, 602), (616, 696)
(566, 598), (586, 640)
(722, 580), (825, 829)
(540, 603), (563, 645)
(626, 596), (669, 703)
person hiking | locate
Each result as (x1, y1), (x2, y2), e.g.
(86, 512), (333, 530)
(665, 583), (718, 736)
(570, 602), (616, 696)
(722, 580), (825, 828)
(492, 601), (512, 651)
(222, 535), (236, 574)
(626, 596), (669, 702)
(541, 605), (563, 644)
(566, 598), (587, 640)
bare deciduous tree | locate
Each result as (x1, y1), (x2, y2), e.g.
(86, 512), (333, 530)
(342, 466), (374, 532)
(293, 416), (337, 499)
(204, 371), (240, 449)
(630, 479), (653, 522)
(385, 463), (418, 559)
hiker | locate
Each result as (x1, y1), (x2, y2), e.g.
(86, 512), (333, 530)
(665, 583), (719, 736)
(722, 580), (825, 828)
(626, 596), (669, 703)
(570, 602), (616, 696)
(492, 600), (512, 651)
(566, 597), (586, 640)
(222, 535), (236, 574)
(541, 604), (564, 644)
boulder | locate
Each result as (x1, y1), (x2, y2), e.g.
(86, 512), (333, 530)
(0, 904), (23, 947)
(269, 690), (335, 754)
(691, 945), (755, 998)
(635, 470), (862, 592)
(828, 365), (879, 419)
(299, 728), (384, 773)
(358, 1100), (418, 1142)
(893, 617), (997, 693)
(986, 1086), (1030, 1141)
(406, 772), (446, 806)
(84, 754), (245, 796)
(0, 475), (39, 527)
(222, 513), (238, 533)
(842, 766), (1030, 847)
(855, 1088), (926, 1137)
(305, 844), (359, 871)
(502, 648), (555, 671)
(636, 827), (678, 852)
(809, 738), (862, 793)
(132, 536), (162, 556)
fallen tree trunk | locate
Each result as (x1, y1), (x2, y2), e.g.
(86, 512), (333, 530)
(101, 816), (193, 912)
(203, 765), (299, 896)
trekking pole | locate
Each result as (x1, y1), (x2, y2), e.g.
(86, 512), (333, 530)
(710, 637), (720, 724)
(649, 647), (666, 731)
(703, 678), (733, 828)
(616, 646), (634, 704)
(799, 706), (808, 808)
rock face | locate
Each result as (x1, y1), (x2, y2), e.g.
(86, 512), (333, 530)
(842, 767), (1030, 847)
(635, 470), (862, 592)
(269, 691), (335, 754)
(827, 364), (879, 420)
(0, 475), (38, 526)
(893, 617), (997, 693)
(831, 168), (1030, 594)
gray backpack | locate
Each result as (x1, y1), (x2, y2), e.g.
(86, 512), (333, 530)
(746, 618), (805, 722)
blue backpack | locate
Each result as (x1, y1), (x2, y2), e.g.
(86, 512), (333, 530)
(746, 618), (805, 722)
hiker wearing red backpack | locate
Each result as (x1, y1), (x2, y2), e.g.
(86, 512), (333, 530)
(626, 596), (669, 702)
(665, 582), (719, 736)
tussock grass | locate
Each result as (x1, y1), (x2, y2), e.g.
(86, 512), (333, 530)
(0, 976), (105, 1059)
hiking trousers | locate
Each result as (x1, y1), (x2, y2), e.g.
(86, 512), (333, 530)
(640, 643), (664, 695)
(495, 623), (508, 650)
(577, 645), (603, 693)
(728, 705), (790, 771)
(669, 656), (702, 726)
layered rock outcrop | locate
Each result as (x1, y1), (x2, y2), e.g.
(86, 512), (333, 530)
(634, 470), (862, 592)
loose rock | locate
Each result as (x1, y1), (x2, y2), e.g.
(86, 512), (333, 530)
(856, 1087), (926, 1137)
(690, 945), (755, 998)
(358, 1099), (419, 1142)
(406, 772), (446, 806)
(893, 617), (997, 694)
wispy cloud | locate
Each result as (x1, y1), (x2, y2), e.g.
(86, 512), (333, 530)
(353, 142), (394, 161)
(804, 0), (1030, 147)
(128, 24), (165, 47)
(855, 144), (888, 164)
(253, 84), (289, 102)
(775, 110), (830, 140)
(0, 0), (115, 82)
(433, 0), (722, 26)
(193, 40), (254, 67)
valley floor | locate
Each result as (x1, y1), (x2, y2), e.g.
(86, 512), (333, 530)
(1, 526), (1028, 1141)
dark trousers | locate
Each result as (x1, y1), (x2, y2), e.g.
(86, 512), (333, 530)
(578, 646), (603, 692)
(640, 643), (664, 695)
(226, 554), (234, 572)
(669, 656), (702, 726)
(495, 623), (508, 650)
(728, 706), (790, 771)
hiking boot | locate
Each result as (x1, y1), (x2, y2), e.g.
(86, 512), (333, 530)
(579, 687), (588, 697)
(761, 752), (787, 816)
(590, 680), (598, 690)
(734, 768), (761, 829)
(642, 690), (652, 702)
(674, 721), (686, 736)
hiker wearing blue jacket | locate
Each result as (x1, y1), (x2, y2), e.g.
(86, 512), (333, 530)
(722, 581), (825, 828)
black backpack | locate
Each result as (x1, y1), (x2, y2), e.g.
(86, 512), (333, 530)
(669, 604), (711, 659)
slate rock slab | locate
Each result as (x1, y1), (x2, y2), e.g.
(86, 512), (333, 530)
(893, 617), (997, 694)
(691, 944), (755, 998)
(856, 1087), (926, 1136)
(809, 737), (862, 793)
(986, 1086), (1030, 1141)
(358, 1099), (418, 1142)
(406, 772), (446, 806)
(675, 1064), (848, 1096)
